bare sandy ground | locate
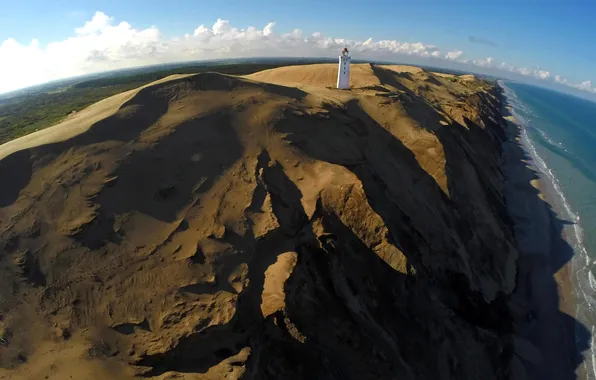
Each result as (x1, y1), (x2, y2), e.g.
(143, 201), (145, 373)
(502, 109), (582, 380)
(0, 64), (564, 379)
(0, 74), (194, 162)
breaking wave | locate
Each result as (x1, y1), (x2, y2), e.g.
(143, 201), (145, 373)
(500, 80), (596, 379)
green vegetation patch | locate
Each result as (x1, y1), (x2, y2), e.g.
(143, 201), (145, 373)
(0, 62), (309, 145)
(0, 84), (143, 143)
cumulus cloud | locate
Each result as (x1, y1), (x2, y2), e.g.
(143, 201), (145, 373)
(75, 11), (113, 35)
(471, 58), (585, 90)
(0, 12), (165, 93)
(572, 80), (596, 93)
(0, 12), (452, 94)
(193, 25), (209, 37)
(497, 62), (556, 82)
(555, 75), (568, 85)
(263, 22), (275, 37)
(212, 19), (230, 35)
(0, 11), (593, 97)
(472, 57), (494, 68)
(445, 50), (463, 60)
(534, 70), (551, 80)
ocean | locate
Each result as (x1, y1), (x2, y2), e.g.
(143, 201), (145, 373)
(501, 81), (596, 379)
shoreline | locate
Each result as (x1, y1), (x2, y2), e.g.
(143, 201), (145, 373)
(508, 100), (596, 380)
(498, 82), (582, 379)
(503, 106), (576, 309)
(500, 88), (578, 316)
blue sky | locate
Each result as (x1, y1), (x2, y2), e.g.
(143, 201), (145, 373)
(0, 0), (595, 95)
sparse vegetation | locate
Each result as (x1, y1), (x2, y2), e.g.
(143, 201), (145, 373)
(0, 60), (495, 145)
(0, 84), (144, 143)
(0, 62), (320, 144)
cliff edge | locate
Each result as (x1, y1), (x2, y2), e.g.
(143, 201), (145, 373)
(0, 64), (519, 379)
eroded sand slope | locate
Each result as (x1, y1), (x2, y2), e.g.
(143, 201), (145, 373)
(0, 64), (516, 379)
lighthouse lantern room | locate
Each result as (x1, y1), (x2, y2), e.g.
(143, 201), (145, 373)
(337, 47), (351, 89)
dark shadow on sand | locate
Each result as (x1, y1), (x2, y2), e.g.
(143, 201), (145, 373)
(276, 88), (590, 379)
(118, 78), (591, 378)
(0, 149), (32, 207)
(0, 70), (589, 379)
(498, 103), (590, 380)
(0, 72), (310, 251)
(134, 149), (317, 377)
(110, 82), (591, 379)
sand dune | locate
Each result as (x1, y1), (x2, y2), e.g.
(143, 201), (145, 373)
(245, 63), (381, 89)
(0, 64), (520, 379)
(0, 74), (195, 162)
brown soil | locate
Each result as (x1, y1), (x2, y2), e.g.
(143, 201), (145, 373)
(0, 64), (539, 379)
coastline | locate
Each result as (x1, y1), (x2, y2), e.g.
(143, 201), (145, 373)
(503, 103), (576, 311)
(498, 84), (581, 379)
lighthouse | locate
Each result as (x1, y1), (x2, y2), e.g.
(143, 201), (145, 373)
(337, 47), (351, 89)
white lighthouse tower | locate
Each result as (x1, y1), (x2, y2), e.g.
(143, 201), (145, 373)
(337, 47), (351, 89)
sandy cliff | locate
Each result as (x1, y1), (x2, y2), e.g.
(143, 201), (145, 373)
(0, 64), (520, 379)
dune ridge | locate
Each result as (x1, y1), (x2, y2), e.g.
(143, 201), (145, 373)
(1, 64), (520, 379)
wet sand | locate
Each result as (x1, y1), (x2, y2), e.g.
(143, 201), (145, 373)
(501, 103), (583, 379)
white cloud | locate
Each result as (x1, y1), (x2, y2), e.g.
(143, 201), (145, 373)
(475, 59), (557, 85)
(263, 22), (275, 37)
(473, 57), (494, 68)
(505, 66), (550, 81)
(499, 62), (516, 73)
(212, 19), (230, 35)
(572, 80), (596, 93)
(75, 11), (112, 35)
(515, 67), (532, 76)
(535, 70), (550, 80)
(284, 29), (303, 39)
(445, 50), (463, 60)
(193, 25), (209, 37)
(555, 75), (568, 85)
(489, 60), (594, 94)
(0, 12), (456, 94)
(0, 11), (593, 97)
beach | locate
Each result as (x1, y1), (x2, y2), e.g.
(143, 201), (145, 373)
(500, 91), (584, 379)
